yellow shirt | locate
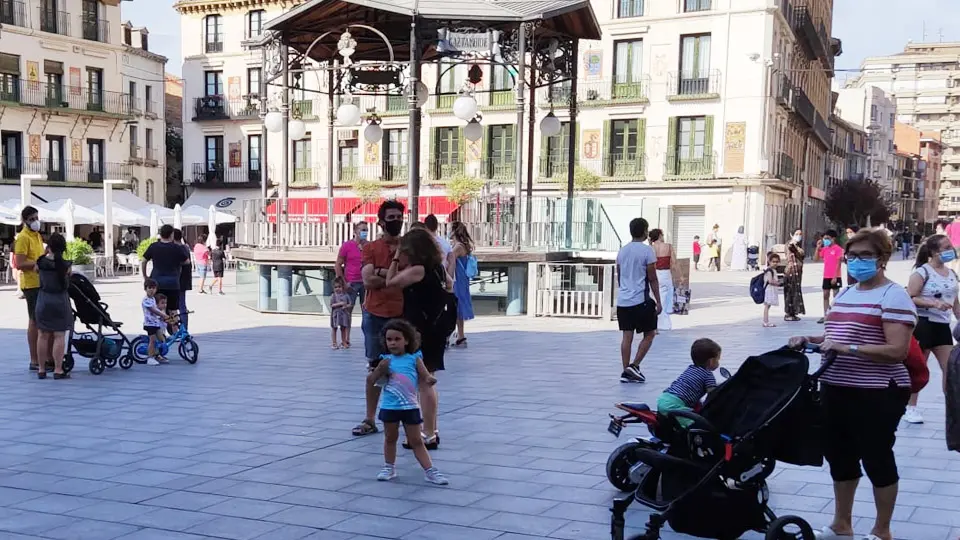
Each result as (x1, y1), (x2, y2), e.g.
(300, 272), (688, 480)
(14, 226), (44, 290)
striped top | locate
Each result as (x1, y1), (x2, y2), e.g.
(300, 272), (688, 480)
(821, 282), (916, 389)
(665, 365), (717, 407)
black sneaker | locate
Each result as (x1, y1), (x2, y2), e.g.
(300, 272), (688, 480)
(620, 365), (645, 383)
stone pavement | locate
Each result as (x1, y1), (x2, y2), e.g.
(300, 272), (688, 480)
(0, 260), (956, 540)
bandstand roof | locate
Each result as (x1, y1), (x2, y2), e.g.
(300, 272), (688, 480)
(263, 0), (601, 62)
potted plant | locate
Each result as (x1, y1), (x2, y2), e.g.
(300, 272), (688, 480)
(65, 238), (95, 279)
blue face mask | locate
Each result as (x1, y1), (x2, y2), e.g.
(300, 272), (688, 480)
(822, 239), (833, 247)
(847, 258), (879, 282)
(941, 249), (957, 263)
(358, 230), (368, 241)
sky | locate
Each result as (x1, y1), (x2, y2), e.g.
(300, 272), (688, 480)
(129, 0), (960, 80)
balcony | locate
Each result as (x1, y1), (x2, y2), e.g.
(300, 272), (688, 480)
(539, 78), (650, 109)
(902, 168), (918, 178)
(82, 18), (108, 43)
(792, 87), (815, 128)
(145, 147), (159, 165)
(39, 8), (69, 35)
(666, 71), (721, 101)
(776, 74), (796, 110)
(145, 101), (158, 118)
(1, 157), (131, 183)
(428, 160), (465, 182)
(230, 99), (261, 119)
(338, 164), (408, 184)
(0, 79), (133, 117)
(777, 152), (795, 182)
(479, 158), (516, 181)
(205, 41), (224, 54)
(193, 96), (227, 120)
(791, 2), (832, 66)
(663, 151), (716, 180)
(128, 146), (143, 164)
(1, 0), (26, 27)
(189, 163), (262, 186)
(813, 112), (831, 147)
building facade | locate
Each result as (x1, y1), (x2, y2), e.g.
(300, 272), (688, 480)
(177, 0), (838, 252)
(0, 0), (166, 205)
(826, 113), (868, 190)
(845, 42), (960, 218)
(894, 121), (941, 228)
(834, 86), (898, 203)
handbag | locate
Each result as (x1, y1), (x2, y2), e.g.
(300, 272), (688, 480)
(905, 336), (930, 394)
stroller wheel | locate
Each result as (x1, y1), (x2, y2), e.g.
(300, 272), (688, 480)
(606, 441), (643, 492)
(765, 515), (815, 540)
(63, 354), (75, 374)
(178, 338), (199, 364)
(104, 356), (117, 368)
(88, 358), (105, 375)
(119, 354), (134, 370)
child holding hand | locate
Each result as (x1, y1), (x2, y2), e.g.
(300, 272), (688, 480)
(330, 277), (352, 349)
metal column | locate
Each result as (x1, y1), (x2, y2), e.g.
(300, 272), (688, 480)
(260, 47), (269, 200)
(326, 65), (336, 244)
(407, 16), (422, 222)
(280, 42), (290, 248)
(512, 22), (527, 251)
(564, 38), (579, 250)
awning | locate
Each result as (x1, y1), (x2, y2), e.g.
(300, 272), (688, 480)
(183, 188), (261, 217)
(31, 185), (150, 210)
(267, 196), (460, 223)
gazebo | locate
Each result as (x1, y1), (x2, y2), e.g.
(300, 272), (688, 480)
(257, 0), (601, 247)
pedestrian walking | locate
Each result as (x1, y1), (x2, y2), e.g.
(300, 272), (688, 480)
(616, 218), (660, 383)
(368, 319), (448, 485)
(14, 206), (44, 372)
(173, 229), (193, 330)
(706, 239), (720, 272)
(783, 229), (805, 322)
(337, 222), (369, 314)
(788, 228), (914, 540)
(35, 232), (72, 380)
(210, 243), (226, 295)
(449, 221), (475, 347)
(692, 235), (701, 271)
(816, 230), (844, 324)
(330, 277), (352, 349)
(352, 201), (405, 437)
(386, 228), (453, 450)
(649, 229), (677, 331)
(844, 226), (860, 285)
(707, 224), (722, 271)
(905, 234), (959, 424)
(762, 252), (781, 328)
(194, 234), (210, 293)
(900, 229), (913, 261)
(141, 225), (189, 320)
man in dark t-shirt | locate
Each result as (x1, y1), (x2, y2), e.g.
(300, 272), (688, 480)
(173, 229), (193, 330)
(141, 225), (188, 318)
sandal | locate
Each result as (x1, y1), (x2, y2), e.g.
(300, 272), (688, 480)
(352, 419), (378, 436)
(403, 432), (440, 450)
(54, 373), (70, 380)
(331, 344), (340, 350)
(762, 322), (777, 328)
(453, 337), (467, 348)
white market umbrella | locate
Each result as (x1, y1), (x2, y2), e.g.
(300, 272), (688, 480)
(64, 199), (76, 240)
(0, 207), (17, 226)
(90, 203), (149, 226)
(174, 203), (183, 230)
(44, 199), (104, 226)
(149, 208), (159, 239)
(181, 205), (237, 225)
(207, 206), (217, 246)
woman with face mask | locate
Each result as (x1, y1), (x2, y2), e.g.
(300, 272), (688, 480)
(903, 234), (960, 424)
(783, 229), (805, 322)
(788, 229), (915, 540)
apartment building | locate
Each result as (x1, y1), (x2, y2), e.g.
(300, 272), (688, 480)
(834, 86), (898, 199)
(826, 113), (868, 190)
(0, 0), (166, 206)
(176, 0), (838, 249)
(844, 42), (960, 218)
(893, 121), (941, 227)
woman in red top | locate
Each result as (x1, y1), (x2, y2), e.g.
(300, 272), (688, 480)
(650, 229), (680, 331)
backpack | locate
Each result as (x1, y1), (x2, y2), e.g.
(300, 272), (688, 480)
(749, 270), (770, 304)
(463, 254), (478, 279)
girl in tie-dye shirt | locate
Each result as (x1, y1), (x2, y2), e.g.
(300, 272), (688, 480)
(368, 319), (448, 485)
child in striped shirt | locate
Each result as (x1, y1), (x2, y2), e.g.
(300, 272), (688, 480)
(657, 338), (721, 424)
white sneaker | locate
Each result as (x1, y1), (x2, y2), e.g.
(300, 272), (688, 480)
(903, 406), (923, 424)
(146, 358), (160, 366)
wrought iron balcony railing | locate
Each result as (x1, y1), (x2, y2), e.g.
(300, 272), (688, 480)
(666, 71), (721, 100)
(82, 18), (109, 43)
(0, 79), (133, 117)
(338, 164), (409, 184)
(664, 151), (717, 180)
(540, 77), (651, 108)
(193, 96), (228, 120)
(189, 163), (262, 185)
(205, 40), (224, 54)
(1, 157), (131, 183)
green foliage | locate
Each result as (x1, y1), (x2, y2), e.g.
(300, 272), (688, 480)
(445, 173), (485, 203)
(64, 239), (94, 265)
(353, 179), (383, 203)
(136, 237), (157, 259)
(573, 166), (601, 192)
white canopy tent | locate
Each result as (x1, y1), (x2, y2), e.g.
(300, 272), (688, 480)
(136, 204), (204, 227)
(43, 199), (104, 225)
(90, 203), (150, 226)
(181, 205), (237, 225)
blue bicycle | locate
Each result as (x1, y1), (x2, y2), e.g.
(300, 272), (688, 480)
(130, 311), (199, 364)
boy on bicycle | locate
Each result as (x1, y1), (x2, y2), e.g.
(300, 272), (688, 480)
(142, 279), (175, 365)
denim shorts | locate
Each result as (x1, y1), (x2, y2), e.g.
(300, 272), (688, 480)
(361, 311), (389, 362)
(197, 264), (209, 279)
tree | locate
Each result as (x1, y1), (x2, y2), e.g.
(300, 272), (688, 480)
(573, 166), (601, 192)
(445, 173), (485, 203)
(353, 179), (382, 203)
(824, 179), (891, 228)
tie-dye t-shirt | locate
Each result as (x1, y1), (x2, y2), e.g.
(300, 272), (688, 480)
(378, 352), (422, 411)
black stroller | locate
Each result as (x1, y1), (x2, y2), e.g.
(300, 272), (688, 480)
(611, 347), (832, 540)
(747, 244), (761, 271)
(67, 273), (136, 375)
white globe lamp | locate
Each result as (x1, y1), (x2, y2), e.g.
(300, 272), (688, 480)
(414, 81), (429, 107)
(540, 112), (562, 138)
(364, 122), (383, 143)
(453, 95), (478, 121)
(264, 111), (283, 133)
(463, 118), (483, 142)
(336, 102), (361, 126)
(288, 119), (307, 141)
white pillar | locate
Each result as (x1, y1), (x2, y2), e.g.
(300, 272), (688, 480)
(19, 174), (41, 207)
(174, 203), (183, 230)
(64, 199), (76, 241)
(103, 182), (115, 274)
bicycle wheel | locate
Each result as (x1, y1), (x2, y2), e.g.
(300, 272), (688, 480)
(178, 338), (199, 364)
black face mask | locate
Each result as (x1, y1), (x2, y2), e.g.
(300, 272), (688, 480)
(382, 220), (403, 237)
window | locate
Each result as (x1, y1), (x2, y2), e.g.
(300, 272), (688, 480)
(204, 71), (223, 97)
(0, 53), (19, 102)
(543, 122), (571, 177)
(1, 131), (23, 179)
(678, 116), (706, 158)
(87, 139), (103, 182)
(129, 125), (138, 158)
(486, 125), (514, 178)
(384, 129), (408, 180)
(247, 68), (261, 100)
(130, 177), (138, 196)
(129, 81), (137, 111)
(145, 179), (154, 203)
(205, 135), (223, 171)
(82, 0), (103, 42)
(870, 104), (878, 121)
(44, 61), (63, 104)
(45, 135), (64, 182)
(248, 134), (261, 181)
(610, 120), (640, 160)
(434, 127), (461, 178)
(294, 137), (312, 184)
(86, 67), (103, 110)
(679, 34), (711, 94)
(614, 40), (644, 97)
(40, 0), (63, 34)
(145, 128), (153, 159)
(438, 59), (465, 107)
(617, 0), (643, 18)
(124, 26), (132, 45)
(145, 85), (153, 114)
(204, 15), (223, 53)
(141, 32), (148, 51)
(889, 114), (895, 128)
(247, 10), (264, 40)
(683, 0), (711, 12)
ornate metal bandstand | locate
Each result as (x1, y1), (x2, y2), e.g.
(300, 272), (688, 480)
(253, 0), (601, 248)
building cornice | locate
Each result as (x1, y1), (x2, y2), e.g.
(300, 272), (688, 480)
(174, 0), (303, 15)
(124, 45), (168, 65)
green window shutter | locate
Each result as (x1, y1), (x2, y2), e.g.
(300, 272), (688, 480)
(666, 117), (678, 175)
(428, 128), (436, 180)
(602, 119), (612, 176)
(637, 118), (647, 173)
(458, 127), (466, 171)
(703, 116), (715, 164)
(574, 124), (580, 164)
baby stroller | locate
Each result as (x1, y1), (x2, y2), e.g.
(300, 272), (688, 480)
(610, 346), (832, 540)
(67, 273), (136, 375)
(747, 244), (760, 271)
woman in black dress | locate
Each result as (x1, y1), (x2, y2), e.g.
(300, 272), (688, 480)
(35, 233), (72, 379)
(386, 228), (453, 449)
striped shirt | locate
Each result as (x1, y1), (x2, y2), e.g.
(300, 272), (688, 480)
(665, 365), (717, 407)
(821, 282), (916, 389)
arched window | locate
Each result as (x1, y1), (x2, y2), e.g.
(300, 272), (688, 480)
(246, 10), (265, 40)
(145, 179), (154, 203)
(130, 177), (139, 196)
(204, 15), (223, 53)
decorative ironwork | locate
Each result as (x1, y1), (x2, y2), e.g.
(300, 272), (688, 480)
(437, 26), (503, 60)
(346, 64), (406, 94)
(532, 36), (575, 86)
(263, 33), (285, 81)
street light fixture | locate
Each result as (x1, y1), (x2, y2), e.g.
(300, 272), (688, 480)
(464, 116), (483, 142)
(363, 114), (383, 143)
(453, 94), (478, 121)
(336, 101), (362, 125)
(264, 110), (284, 133)
(540, 111), (561, 138)
(288, 119), (307, 140)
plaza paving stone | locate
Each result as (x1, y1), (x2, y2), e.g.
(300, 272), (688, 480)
(0, 259), (956, 539)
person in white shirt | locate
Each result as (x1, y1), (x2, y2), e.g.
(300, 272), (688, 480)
(616, 217), (661, 383)
(424, 214), (454, 281)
